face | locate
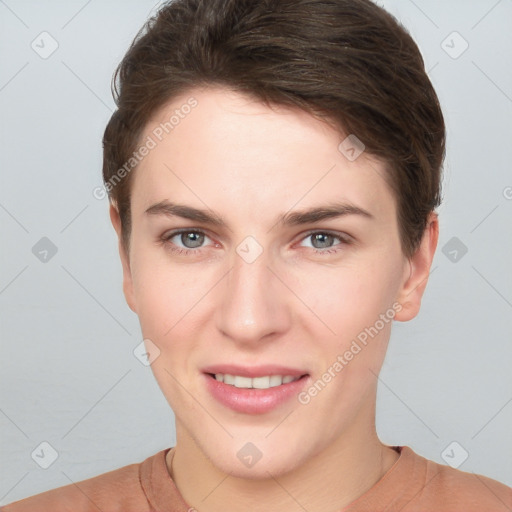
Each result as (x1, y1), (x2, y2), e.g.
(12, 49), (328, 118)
(111, 86), (436, 479)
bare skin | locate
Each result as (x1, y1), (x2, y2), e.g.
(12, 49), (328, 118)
(110, 86), (438, 512)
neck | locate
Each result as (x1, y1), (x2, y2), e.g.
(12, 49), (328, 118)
(167, 404), (399, 512)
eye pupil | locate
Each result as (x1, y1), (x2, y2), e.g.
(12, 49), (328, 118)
(312, 233), (332, 249)
(182, 232), (204, 248)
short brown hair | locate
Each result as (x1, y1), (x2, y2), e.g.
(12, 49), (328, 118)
(102, 0), (445, 258)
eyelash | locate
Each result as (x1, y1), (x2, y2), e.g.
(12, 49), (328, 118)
(159, 228), (352, 257)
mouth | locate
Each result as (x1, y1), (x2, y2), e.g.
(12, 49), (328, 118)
(202, 366), (311, 414)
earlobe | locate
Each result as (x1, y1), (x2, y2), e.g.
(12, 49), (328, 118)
(109, 204), (137, 313)
(394, 212), (439, 322)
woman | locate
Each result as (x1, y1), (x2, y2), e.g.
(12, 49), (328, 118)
(4, 0), (511, 510)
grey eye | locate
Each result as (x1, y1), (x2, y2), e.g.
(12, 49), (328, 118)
(310, 233), (335, 249)
(178, 231), (205, 249)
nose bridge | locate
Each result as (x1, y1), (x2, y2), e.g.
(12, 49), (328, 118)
(215, 241), (289, 343)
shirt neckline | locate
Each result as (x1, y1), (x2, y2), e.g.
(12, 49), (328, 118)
(141, 444), (421, 512)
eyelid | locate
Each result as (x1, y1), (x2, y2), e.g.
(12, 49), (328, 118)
(297, 228), (353, 244)
(161, 228), (216, 246)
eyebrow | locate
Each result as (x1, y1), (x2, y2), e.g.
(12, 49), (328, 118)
(145, 200), (373, 229)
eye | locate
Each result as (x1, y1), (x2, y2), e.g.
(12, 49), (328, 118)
(160, 229), (213, 256)
(298, 230), (352, 255)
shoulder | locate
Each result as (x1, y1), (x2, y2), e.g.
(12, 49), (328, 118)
(1, 451), (166, 512)
(403, 447), (512, 511)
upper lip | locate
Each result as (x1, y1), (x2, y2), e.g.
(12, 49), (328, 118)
(202, 364), (309, 378)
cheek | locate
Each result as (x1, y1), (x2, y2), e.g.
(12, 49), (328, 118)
(296, 259), (401, 409)
(133, 267), (204, 338)
(296, 255), (402, 339)
(129, 241), (219, 352)
(129, 255), (209, 406)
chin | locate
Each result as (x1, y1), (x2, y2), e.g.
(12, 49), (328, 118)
(198, 434), (314, 480)
(218, 451), (304, 480)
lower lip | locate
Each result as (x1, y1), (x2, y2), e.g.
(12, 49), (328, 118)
(203, 373), (310, 415)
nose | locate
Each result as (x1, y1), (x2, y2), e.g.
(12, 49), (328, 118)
(215, 246), (291, 347)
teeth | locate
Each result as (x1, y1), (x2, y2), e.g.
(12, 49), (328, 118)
(214, 373), (301, 389)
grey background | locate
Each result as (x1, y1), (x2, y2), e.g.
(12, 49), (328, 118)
(1, 0), (511, 504)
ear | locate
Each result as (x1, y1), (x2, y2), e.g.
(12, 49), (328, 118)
(394, 212), (439, 322)
(109, 204), (137, 313)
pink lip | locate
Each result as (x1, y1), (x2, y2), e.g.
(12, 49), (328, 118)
(202, 364), (308, 378)
(203, 371), (310, 415)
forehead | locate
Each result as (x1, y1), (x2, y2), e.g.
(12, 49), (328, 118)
(132, 86), (395, 222)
